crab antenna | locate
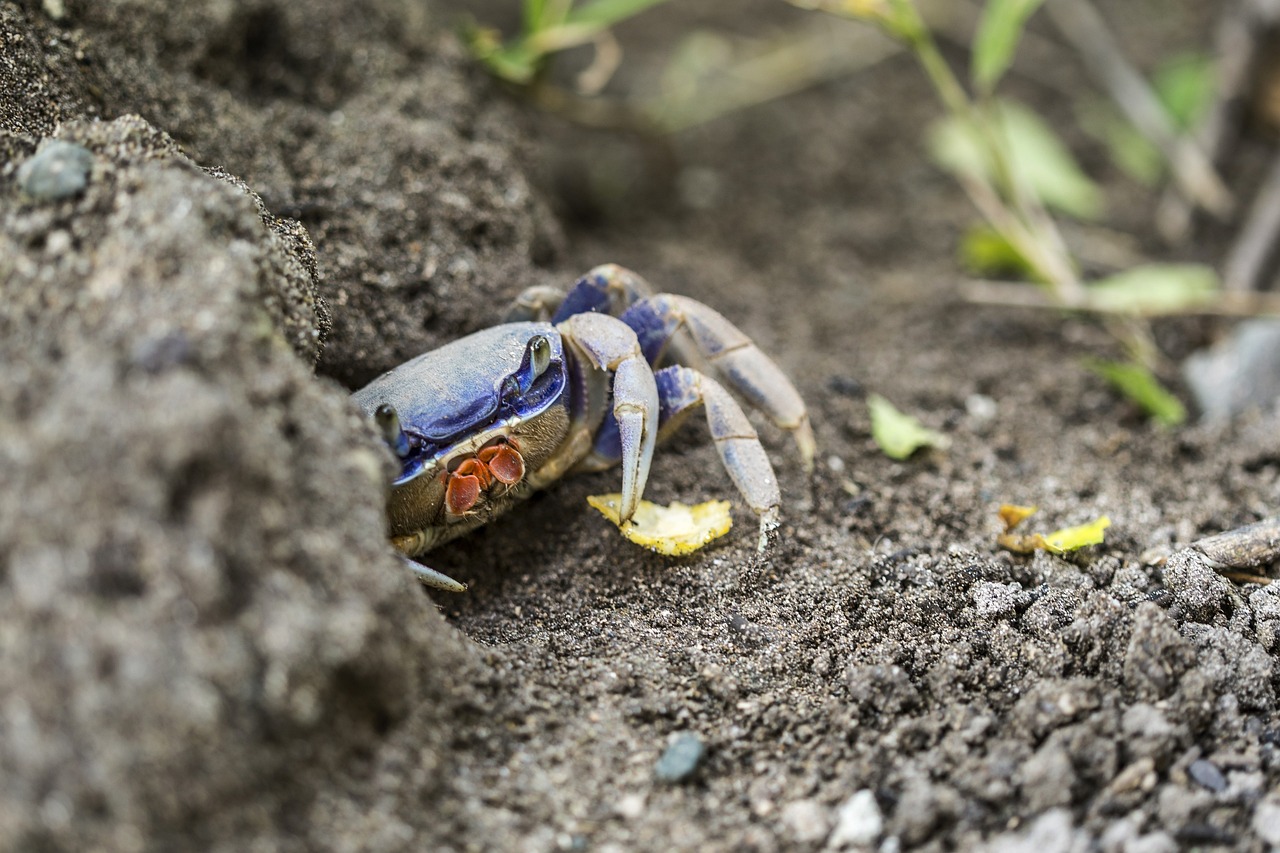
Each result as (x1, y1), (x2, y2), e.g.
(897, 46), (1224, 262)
(374, 404), (411, 459)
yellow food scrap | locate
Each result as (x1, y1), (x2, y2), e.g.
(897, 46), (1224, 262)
(998, 504), (1039, 530)
(587, 494), (733, 556)
(1041, 517), (1111, 555)
(995, 504), (1110, 555)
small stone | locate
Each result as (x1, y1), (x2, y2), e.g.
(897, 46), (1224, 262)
(973, 581), (1029, 619)
(1125, 832), (1177, 853)
(828, 789), (882, 848)
(1187, 758), (1226, 793)
(965, 393), (997, 422)
(654, 732), (704, 783)
(779, 798), (830, 844)
(1254, 799), (1280, 846)
(17, 140), (94, 200)
(614, 793), (646, 820)
(986, 809), (1083, 853)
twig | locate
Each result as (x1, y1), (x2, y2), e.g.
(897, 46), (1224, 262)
(1223, 148), (1280, 291)
(1192, 516), (1280, 573)
(1045, 0), (1233, 219)
(960, 278), (1280, 317)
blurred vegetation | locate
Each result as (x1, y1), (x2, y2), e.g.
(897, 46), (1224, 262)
(464, 0), (1232, 426)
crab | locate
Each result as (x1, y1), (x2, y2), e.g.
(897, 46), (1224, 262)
(350, 264), (814, 590)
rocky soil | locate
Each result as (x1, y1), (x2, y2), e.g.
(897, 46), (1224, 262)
(2, 0), (1279, 850)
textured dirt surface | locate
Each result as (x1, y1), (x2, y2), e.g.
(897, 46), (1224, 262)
(3, 0), (1280, 851)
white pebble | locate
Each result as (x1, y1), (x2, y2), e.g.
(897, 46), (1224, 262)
(827, 789), (882, 848)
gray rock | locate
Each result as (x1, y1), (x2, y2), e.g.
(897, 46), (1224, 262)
(1183, 320), (1280, 420)
(16, 139), (93, 200)
(655, 732), (705, 783)
(1187, 759), (1226, 793)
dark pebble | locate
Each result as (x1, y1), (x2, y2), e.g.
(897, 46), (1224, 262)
(1187, 758), (1227, 793)
(655, 732), (705, 783)
(17, 140), (94, 200)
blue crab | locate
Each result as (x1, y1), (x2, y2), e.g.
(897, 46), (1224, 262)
(351, 265), (814, 590)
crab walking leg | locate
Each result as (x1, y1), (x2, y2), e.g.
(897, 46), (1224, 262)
(653, 366), (781, 552)
(505, 264), (653, 324)
(559, 312), (659, 523)
(404, 559), (468, 592)
(621, 294), (815, 471)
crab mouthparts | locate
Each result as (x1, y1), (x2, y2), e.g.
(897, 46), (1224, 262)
(443, 438), (526, 516)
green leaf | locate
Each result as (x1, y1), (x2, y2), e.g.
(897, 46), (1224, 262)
(1086, 263), (1218, 315)
(1154, 52), (1215, 131)
(928, 99), (1104, 220)
(566, 0), (674, 28)
(1085, 359), (1186, 427)
(868, 394), (951, 460)
(972, 0), (1047, 94)
(959, 224), (1041, 279)
(1077, 99), (1163, 186)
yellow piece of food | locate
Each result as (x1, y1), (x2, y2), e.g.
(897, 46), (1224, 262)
(587, 494), (733, 556)
(998, 504), (1039, 531)
(1041, 516), (1111, 554)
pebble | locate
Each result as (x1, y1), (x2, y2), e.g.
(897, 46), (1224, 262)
(17, 140), (94, 200)
(1254, 799), (1280, 846)
(779, 799), (830, 844)
(965, 393), (998, 422)
(827, 789), (882, 848)
(614, 793), (645, 820)
(1187, 758), (1226, 793)
(654, 732), (704, 783)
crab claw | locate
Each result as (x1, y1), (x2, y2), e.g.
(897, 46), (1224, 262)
(558, 312), (659, 525)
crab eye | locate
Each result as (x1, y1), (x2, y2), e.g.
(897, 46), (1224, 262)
(374, 403), (412, 459)
(528, 335), (551, 378)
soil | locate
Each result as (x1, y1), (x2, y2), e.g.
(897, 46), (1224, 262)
(2, 0), (1279, 851)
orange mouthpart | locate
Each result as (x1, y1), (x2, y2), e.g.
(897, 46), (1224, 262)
(478, 443), (525, 485)
(443, 441), (527, 517)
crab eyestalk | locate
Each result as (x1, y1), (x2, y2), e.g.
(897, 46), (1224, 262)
(374, 403), (412, 459)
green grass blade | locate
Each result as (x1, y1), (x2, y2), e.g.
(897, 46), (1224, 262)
(1085, 359), (1186, 427)
(566, 0), (674, 28)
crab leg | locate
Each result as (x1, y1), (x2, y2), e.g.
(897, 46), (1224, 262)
(559, 312), (659, 523)
(655, 366), (781, 551)
(505, 264), (653, 324)
(399, 556), (467, 593)
(621, 294), (815, 471)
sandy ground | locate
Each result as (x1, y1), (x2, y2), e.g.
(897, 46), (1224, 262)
(2, 0), (1279, 850)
